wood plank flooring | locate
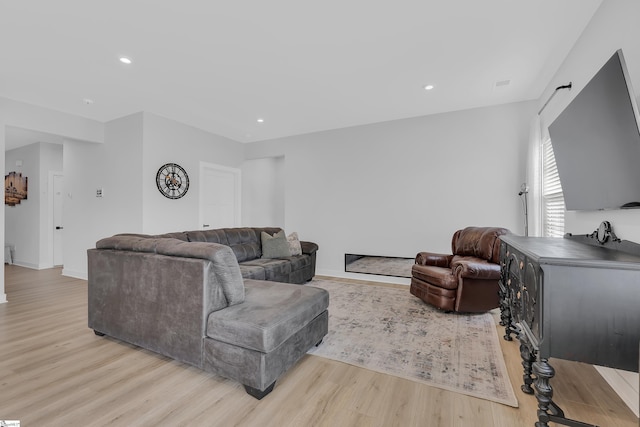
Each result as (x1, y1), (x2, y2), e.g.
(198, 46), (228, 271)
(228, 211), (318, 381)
(1, 266), (638, 426)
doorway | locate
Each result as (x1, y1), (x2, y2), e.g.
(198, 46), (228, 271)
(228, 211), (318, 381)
(50, 171), (64, 266)
(199, 162), (241, 229)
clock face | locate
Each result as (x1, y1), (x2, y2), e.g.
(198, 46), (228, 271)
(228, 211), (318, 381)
(156, 163), (189, 199)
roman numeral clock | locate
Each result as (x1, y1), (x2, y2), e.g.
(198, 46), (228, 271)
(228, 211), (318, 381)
(156, 163), (189, 199)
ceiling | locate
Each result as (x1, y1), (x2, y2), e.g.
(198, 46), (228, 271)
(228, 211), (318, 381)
(1, 1), (602, 147)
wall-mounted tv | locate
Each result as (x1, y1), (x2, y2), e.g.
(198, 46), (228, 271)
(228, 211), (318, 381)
(548, 49), (640, 211)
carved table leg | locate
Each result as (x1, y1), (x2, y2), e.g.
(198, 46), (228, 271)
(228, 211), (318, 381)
(532, 358), (598, 427)
(533, 358), (555, 427)
(498, 286), (514, 341)
(520, 342), (536, 394)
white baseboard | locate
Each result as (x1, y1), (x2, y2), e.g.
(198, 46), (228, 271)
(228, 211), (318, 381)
(11, 261), (55, 270)
(317, 268), (410, 285)
(62, 268), (88, 281)
(0, 293), (7, 304)
(595, 365), (639, 417)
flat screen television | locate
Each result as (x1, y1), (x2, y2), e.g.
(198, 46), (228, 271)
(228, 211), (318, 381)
(548, 49), (640, 211)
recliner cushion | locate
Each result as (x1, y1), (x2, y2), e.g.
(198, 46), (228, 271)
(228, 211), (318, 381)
(451, 227), (509, 263)
(206, 280), (329, 353)
(411, 264), (458, 290)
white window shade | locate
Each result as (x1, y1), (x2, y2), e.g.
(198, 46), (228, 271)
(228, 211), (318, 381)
(542, 138), (565, 237)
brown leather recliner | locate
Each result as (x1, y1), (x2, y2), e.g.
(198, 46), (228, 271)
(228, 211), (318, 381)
(410, 226), (510, 313)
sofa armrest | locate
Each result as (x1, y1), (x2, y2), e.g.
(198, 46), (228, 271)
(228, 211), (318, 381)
(415, 252), (453, 267)
(451, 258), (501, 280)
(300, 241), (319, 255)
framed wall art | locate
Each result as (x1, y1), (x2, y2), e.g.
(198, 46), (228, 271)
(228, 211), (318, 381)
(5, 171), (28, 206)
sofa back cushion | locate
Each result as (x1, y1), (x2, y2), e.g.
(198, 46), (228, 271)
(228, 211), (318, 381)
(451, 227), (510, 264)
(186, 229), (229, 245)
(223, 228), (262, 262)
(95, 235), (245, 309)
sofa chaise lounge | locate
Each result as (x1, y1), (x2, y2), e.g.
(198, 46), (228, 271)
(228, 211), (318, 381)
(87, 232), (329, 399)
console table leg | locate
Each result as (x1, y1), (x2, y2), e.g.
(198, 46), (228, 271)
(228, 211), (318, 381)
(520, 342), (535, 395)
(533, 358), (554, 427)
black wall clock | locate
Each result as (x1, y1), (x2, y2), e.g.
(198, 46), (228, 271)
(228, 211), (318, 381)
(156, 163), (189, 199)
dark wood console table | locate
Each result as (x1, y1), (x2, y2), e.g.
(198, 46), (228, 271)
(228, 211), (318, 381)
(498, 222), (640, 427)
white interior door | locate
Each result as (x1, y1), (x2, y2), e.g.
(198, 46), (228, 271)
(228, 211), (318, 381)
(53, 173), (64, 266)
(199, 163), (241, 229)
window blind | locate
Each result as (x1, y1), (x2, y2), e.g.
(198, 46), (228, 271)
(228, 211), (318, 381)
(542, 138), (565, 237)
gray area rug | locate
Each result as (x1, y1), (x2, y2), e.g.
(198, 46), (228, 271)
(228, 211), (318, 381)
(307, 278), (518, 407)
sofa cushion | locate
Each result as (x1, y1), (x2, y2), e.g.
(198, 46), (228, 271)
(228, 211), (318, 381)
(155, 231), (189, 241)
(186, 229), (229, 245)
(224, 228), (261, 262)
(97, 235), (160, 252)
(242, 258), (291, 282)
(261, 230), (290, 259)
(154, 240), (245, 307)
(206, 280), (329, 353)
(287, 254), (311, 271)
(239, 264), (266, 280)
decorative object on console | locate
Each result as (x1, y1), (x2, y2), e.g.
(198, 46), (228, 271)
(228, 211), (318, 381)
(156, 163), (189, 199)
(5, 171), (28, 206)
(307, 278), (518, 407)
(499, 221), (640, 427)
(410, 226), (510, 313)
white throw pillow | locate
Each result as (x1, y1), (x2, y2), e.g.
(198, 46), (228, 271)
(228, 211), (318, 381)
(287, 232), (303, 256)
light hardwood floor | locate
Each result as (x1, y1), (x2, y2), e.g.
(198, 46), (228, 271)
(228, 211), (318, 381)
(0, 266), (637, 427)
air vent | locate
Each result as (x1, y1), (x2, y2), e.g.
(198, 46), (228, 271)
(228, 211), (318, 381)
(495, 79), (511, 88)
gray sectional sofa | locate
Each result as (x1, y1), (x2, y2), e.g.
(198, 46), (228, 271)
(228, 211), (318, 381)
(87, 228), (328, 399)
(130, 227), (318, 284)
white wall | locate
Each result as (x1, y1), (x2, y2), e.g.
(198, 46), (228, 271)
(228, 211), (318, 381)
(141, 113), (245, 235)
(62, 113), (144, 279)
(5, 142), (62, 269)
(537, 1), (640, 415)
(246, 101), (536, 280)
(241, 156), (285, 228)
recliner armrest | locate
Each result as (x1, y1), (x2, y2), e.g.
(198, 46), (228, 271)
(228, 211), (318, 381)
(451, 258), (501, 280)
(415, 252), (453, 267)
(300, 241), (319, 255)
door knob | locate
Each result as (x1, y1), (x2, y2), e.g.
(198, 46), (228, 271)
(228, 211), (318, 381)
(56, 226), (64, 230)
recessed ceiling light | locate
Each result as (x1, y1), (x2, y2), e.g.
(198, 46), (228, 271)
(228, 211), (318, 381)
(423, 84), (434, 91)
(257, 118), (264, 123)
(119, 57), (132, 64)
(83, 98), (94, 105)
